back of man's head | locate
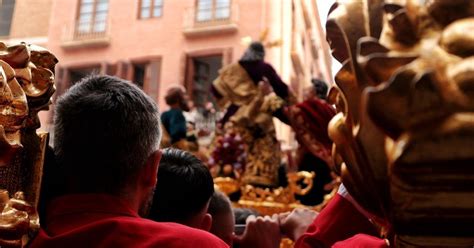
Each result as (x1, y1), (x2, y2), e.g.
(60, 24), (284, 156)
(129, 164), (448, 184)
(54, 75), (161, 195)
(149, 148), (214, 228)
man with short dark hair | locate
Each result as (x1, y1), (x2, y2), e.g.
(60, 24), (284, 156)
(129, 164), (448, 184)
(30, 75), (228, 248)
(148, 148), (214, 230)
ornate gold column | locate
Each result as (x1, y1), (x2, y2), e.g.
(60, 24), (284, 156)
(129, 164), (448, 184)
(327, 0), (474, 246)
(0, 42), (57, 248)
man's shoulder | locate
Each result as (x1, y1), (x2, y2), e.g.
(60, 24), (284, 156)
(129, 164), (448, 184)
(116, 217), (228, 247)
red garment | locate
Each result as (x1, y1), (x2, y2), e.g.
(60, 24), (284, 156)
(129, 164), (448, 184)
(30, 194), (229, 248)
(288, 98), (336, 166)
(332, 234), (389, 248)
(294, 194), (380, 248)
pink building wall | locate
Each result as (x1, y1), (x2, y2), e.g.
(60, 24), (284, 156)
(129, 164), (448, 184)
(40, 0), (332, 145)
(47, 0), (269, 109)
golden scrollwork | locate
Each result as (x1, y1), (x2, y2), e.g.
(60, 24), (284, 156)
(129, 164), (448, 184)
(286, 171), (314, 196)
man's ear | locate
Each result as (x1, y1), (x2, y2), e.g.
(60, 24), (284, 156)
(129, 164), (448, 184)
(142, 150), (162, 188)
(201, 213), (213, 232)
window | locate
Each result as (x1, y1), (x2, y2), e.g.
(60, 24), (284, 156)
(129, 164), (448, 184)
(129, 59), (161, 100)
(186, 55), (222, 108)
(76, 0), (109, 34)
(139, 0), (163, 19)
(196, 0), (230, 22)
(0, 0), (15, 37)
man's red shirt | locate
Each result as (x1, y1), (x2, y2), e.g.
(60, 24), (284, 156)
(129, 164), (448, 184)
(30, 194), (229, 248)
(294, 193), (387, 248)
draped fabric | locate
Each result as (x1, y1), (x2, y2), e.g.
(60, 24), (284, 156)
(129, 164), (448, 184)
(238, 60), (291, 102)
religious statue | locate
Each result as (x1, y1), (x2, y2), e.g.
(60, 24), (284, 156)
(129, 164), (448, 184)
(326, 0), (474, 246)
(0, 42), (57, 247)
(212, 41), (295, 187)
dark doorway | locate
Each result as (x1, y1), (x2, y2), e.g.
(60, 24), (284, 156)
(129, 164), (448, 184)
(132, 63), (147, 88)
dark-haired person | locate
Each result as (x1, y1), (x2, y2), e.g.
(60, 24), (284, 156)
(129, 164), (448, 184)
(149, 148), (282, 248)
(30, 75), (228, 248)
(148, 148), (214, 231)
(161, 86), (190, 149)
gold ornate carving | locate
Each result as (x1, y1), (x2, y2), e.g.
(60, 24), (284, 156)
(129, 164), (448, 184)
(327, 0), (474, 246)
(0, 190), (39, 248)
(326, 0), (390, 223)
(214, 171), (338, 216)
(213, 177), (241, 196)
(286, 171), (314, 196)
(0, 42), (57, 247)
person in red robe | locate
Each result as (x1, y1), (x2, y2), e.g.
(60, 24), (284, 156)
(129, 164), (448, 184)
(286, 79), (337, 205)
(30, 75), (228, 248)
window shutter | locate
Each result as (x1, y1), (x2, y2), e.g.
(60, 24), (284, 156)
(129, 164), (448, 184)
(144, 59), (161, 101)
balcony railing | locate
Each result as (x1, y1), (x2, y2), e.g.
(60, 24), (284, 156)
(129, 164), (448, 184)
(183, 3), (239, 37)
(73, 20), (108, 40)
(61, 19), (111, 49)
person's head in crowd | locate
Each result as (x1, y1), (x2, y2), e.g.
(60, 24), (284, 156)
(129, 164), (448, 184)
(149, 148), (214, 230)
(165, 85), (190, 111)
(240, 41), (265, 62)
(304, 78), (329, 101)
(208, 190), (235, 246)
(233, 208), (260, 225)
(54, 75), (162, 216)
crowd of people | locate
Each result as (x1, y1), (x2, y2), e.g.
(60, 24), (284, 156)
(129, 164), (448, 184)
(27, 41), (391, 248)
